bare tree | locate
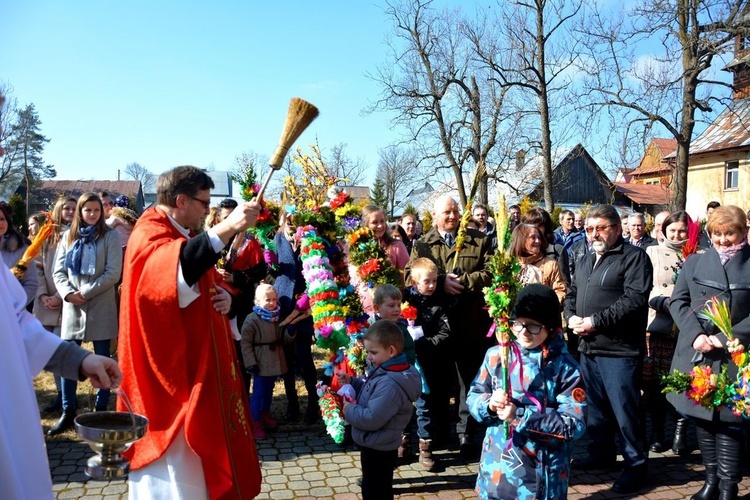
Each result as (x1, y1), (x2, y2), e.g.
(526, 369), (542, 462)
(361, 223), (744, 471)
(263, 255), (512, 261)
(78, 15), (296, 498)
(326, 142), (368, 186)
(471, 0), (583, 211)
(576, 0), (745, 210)
(376, 145), (422, 217)
(124, 162), (155, 192)
(368, 0), (519, 206)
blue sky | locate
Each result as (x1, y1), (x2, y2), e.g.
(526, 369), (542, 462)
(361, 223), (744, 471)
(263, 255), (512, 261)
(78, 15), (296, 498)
(1, 1), (733, 196)
(1, 1), (406, 185)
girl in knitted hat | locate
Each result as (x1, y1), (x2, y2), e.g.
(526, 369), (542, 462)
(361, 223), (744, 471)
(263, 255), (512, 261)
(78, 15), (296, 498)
(467, 283), (587, 499)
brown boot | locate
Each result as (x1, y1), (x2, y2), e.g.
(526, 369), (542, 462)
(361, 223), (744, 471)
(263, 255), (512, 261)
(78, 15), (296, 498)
(419, 439), (436, 471)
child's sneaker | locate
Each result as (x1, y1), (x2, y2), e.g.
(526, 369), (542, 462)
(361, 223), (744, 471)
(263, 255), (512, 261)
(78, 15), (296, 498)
(261, 411), (279, 430)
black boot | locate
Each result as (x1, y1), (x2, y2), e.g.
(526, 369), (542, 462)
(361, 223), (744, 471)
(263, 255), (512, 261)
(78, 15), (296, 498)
(47, 409), (77, 436)
(691, 465), (718, 500)
(692, 425), (718, 500)
(647, 384), (667, 453)
(673, 417), (691, 456)
(718, 483), (738, 500)
(716, 430), (742, 500)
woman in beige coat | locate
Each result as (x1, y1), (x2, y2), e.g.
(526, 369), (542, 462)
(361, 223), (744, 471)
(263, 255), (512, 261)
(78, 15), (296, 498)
(510, 223), (567, 304)
(644, 210), (694, 455)
(34, 196), (76, 413)
(50, 193), (122, 435)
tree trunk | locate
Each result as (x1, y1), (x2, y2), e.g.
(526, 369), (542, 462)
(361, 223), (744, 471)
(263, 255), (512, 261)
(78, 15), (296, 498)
(672, 142), (689, 211)
(478, 176), (488, 206)
(537, 4), (554, 212)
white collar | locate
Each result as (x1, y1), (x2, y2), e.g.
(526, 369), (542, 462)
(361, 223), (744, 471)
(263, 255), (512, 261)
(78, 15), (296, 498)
(162, 210), (191, 238)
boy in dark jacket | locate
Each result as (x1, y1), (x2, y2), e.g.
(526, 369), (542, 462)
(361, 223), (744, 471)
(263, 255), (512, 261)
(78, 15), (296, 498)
(338, 321), (421, 500)
(404, 257), (453, 470)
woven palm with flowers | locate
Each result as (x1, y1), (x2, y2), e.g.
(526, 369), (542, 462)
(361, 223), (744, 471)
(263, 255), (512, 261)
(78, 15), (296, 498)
(662, 298), (750, 417)
(229, 163), (280, 270)
(290, 179), (399, 442)
(481, 195), (522, 438)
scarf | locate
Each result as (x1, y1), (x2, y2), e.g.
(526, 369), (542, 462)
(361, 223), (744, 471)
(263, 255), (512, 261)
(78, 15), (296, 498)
(64, 225), (98, 276)
(663, 238), (687, 252)
(717, 240), (747, 266)
(253, 305), (280, 323)
(368, 352), (409, 376)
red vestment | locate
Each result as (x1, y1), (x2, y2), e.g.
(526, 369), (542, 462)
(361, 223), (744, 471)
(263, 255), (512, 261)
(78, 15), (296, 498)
(117, 207), (261, 499)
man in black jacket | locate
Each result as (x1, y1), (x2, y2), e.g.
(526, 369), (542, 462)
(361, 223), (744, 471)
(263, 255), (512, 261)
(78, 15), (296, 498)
(564, 204), (653, 494)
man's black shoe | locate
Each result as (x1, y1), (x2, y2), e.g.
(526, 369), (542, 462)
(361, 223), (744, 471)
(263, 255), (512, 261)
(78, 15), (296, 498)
(570, 456), (619, 471)
(47, 409), (76, 436)
(611, 465), (648, 494)
(355, 477), (363, 487)
(649, 441), (667, 453)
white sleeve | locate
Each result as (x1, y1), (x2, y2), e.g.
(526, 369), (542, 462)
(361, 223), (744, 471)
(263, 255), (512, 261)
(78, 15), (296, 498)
(177, 263), (201, 308)
(176, 229), (224, 309)
(206, 227), (225, 253)
(2, 265), (62, 376)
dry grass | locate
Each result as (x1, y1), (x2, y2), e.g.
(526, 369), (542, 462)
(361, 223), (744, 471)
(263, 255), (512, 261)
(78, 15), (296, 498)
(36, 343), (331, 439)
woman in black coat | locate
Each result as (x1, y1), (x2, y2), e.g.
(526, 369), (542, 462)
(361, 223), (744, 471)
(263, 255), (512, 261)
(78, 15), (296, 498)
(667, 205), (750, 500)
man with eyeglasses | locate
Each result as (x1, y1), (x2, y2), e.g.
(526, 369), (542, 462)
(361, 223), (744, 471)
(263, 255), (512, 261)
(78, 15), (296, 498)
(564, 204), (653, 494)
(118, 165), (263, 498)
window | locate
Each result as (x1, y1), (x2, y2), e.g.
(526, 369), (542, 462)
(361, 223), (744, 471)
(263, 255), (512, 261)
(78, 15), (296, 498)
(725, 161), (739, 190)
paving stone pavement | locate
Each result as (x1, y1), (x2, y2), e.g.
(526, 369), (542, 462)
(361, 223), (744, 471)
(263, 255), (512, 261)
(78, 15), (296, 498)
(47, 424), (750, 499)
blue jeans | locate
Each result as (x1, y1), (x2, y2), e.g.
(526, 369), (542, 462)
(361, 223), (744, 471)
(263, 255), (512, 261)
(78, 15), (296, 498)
(61, 339), (111, 411)
(579, 353), (645, 468)
(250, 375), (276, 421)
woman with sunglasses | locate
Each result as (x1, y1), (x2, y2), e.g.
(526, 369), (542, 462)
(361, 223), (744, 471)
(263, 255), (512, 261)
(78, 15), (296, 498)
(467, 284), (586, 499)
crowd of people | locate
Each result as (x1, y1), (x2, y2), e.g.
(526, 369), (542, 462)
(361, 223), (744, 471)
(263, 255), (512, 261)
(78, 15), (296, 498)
(4, 149), (750, 499)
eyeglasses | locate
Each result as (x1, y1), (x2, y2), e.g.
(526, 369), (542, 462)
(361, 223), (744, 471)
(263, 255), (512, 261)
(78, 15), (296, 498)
(585, 223), (617, 234)
(509, 320), (546, 335)
(190, 196), (211, 210)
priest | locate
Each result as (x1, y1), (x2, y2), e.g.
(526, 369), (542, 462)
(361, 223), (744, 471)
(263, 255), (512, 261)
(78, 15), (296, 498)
(118, 165), (263, 498)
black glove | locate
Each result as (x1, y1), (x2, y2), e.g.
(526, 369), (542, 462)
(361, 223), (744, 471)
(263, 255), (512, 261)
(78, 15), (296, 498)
(246, 365), (260, 376)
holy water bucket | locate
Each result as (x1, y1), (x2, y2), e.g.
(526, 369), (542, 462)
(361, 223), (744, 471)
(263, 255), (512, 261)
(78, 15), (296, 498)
(74, 389), (148, 479)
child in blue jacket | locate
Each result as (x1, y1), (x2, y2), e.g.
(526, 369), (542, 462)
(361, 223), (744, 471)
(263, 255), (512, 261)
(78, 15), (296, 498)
(338, 320), (421, 500)
(468, 284), (586, 500)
